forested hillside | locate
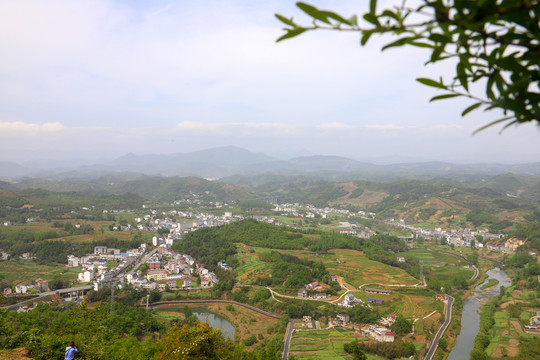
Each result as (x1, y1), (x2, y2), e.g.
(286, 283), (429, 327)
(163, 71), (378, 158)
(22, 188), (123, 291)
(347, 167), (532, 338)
(9, 176), (254, 203)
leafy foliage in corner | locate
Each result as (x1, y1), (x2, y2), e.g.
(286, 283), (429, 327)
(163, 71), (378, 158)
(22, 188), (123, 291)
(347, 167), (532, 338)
(276, 1), (540, 132)
(0, 303), (164, 360)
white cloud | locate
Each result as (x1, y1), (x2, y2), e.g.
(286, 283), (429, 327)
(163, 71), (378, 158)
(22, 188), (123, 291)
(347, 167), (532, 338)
(176, 121), (206, 130)
(0, 121), (64, 133)
(176, 120), (295, 135)
(364, 124), (413, 131)
(316, 122), (355, 130)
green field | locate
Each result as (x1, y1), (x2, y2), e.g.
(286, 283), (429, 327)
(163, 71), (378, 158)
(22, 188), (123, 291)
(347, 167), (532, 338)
(0, 260), (80, 284)
(289, 328), (384, 360)
(398, 248), (464, 265)
(426, 264), (474, 282)
(282, 249), (419, 287)
(234, 245), (271, 284)
(343, 288), (443, 319)
(483, 290), (540, 358)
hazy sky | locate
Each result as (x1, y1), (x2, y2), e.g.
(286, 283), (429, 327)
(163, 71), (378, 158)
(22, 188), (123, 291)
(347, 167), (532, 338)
(1, 0), (538, 164)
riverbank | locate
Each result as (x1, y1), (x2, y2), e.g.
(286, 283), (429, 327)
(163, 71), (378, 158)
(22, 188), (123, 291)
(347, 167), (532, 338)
(479, 278), (499, 290)
(447, 268), (512, 360)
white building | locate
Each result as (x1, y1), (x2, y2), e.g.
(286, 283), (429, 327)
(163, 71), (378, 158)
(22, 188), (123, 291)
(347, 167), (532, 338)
(15, 284), (28, 294)
(78, 270), (94, 283)
(67, 255), (79, 267)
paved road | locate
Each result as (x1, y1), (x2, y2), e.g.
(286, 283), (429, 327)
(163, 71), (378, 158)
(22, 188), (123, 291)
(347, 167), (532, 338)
(128, 248), (158, 276)
(424, 295), (454, 360)
(282, 320), (295, 360)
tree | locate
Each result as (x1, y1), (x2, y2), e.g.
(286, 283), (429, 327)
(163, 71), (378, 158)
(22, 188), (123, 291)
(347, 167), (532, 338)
(438, 337), (449, 351)
(344, 341), (368, 360)
(156, 322), (243, 360)
(391, 315), (413, 335)
(149, 289), (162, 303)
(276, 1), (540, 132)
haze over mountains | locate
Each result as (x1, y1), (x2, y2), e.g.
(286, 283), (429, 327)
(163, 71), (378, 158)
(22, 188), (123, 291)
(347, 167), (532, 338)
(2, 146), (540, 181)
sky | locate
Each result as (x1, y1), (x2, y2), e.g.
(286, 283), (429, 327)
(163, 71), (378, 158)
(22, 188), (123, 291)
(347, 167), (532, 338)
(0, 0), (538, 165)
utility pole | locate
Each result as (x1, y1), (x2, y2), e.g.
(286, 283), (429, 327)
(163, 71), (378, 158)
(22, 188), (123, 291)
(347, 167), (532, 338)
(146, 294), (149, 310)
(419, 261), (424, 286)
(110, 285), (115, 313)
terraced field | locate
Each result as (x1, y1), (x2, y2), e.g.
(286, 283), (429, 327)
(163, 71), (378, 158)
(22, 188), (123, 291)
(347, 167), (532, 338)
(283, 249), (419, 287)
(0, 260), (80, 284)
(289, 328), (383, 360)
(398, 248), (464, 265)
(346, 288), (443, 319)
(234, 245), (271, 284)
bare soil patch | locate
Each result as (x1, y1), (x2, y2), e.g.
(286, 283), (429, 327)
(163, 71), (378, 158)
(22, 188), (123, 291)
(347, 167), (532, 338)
(0, 348), (34, 360)
(500, 299), (526, 309)
(510, 320), (522, 332)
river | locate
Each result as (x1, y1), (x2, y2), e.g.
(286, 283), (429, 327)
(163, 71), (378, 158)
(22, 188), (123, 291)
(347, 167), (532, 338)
(447, 267), (511, 360)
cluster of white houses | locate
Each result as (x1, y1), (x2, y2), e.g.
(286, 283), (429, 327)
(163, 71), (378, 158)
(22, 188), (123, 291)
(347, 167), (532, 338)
(68, 239), (226, 293)
(330, 313), (397, 342)
(4, 278), (49, 296)
(365, 324), (396, 342)
(126, 250), (190, 290)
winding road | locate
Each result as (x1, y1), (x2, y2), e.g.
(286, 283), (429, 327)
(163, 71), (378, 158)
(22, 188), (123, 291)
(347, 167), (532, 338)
(424, 295), (454, 360)
(282, 320), (295, 360)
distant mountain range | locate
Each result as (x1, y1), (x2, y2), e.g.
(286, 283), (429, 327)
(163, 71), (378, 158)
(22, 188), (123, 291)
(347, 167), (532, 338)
(2, 145), (540, 181)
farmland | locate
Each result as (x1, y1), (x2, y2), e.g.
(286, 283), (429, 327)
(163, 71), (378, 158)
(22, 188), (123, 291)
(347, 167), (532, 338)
(234, 245), (271, 284)
(288, 328), (383, 360)
(350, 288), (444, 320)
(283, 249), (419, 287)
(484, 286), (540, 358)
(0, 260), (79, 285)
(398, 248), (464, 265)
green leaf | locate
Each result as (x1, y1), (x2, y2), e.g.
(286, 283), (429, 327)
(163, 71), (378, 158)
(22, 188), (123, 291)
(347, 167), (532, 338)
(348, 15), (358, 26)
(381, 10), (398, 20)
(320, 10), (352, 25)
(370, 0), (377, 14)
(456, 62), (469, 92)
(409, 41), (435, 48)
(276, 28), (308, 42)
(472, 116), (514, 135)
(416, 78), (448, 90)
(461, 102), (483, 117)
(428, 46), (445, 64)
(296, 2), (330, 24)
(428, 33), (449, 43)
(429, 94), (460, 102)
(275, 14), (296, 27)
(361, 31), (372, 46)
(363, 13), (380, 26)
(382, 37), (417, 50)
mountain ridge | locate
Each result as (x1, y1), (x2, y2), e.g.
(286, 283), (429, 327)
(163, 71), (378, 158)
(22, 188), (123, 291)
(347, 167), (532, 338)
(2, 146), (540, 180)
